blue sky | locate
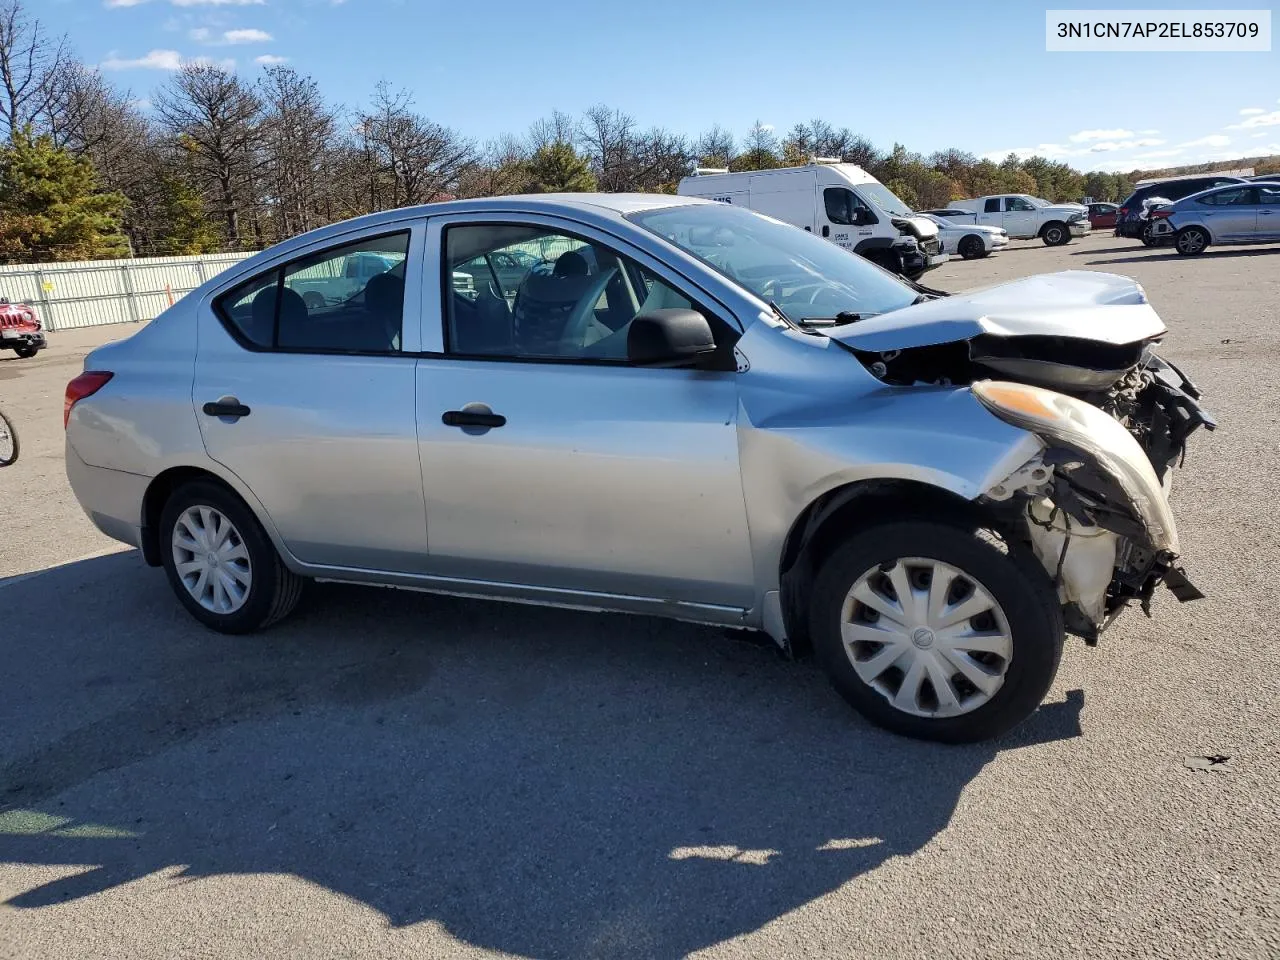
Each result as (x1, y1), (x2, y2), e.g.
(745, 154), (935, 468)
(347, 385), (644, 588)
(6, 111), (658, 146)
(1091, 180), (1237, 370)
(57, 0), (1280, 172)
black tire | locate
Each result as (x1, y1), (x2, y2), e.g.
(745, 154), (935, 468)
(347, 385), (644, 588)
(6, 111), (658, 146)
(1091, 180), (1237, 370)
(1140, 224), (1156, 247)
(0, 408), (18, 466)
(809, 520), (1064, 743)
(958, 235), (987, 260)
(13, 345), (38, 359)
(159, 479), (304, 634)
(1175, 226), (1209, 256)
(1041, 222), (1069, 246)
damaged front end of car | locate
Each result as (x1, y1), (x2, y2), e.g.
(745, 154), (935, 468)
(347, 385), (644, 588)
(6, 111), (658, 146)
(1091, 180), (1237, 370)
(971, 376), (1211, 641)
(827, 273), (1215, 640)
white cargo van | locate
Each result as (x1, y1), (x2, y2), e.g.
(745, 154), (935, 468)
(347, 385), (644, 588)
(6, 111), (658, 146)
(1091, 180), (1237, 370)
(676, 160), (946, 279)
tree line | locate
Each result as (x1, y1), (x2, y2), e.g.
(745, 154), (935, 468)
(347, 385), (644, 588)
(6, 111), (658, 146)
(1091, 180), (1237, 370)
(0, 0), (1267, 264)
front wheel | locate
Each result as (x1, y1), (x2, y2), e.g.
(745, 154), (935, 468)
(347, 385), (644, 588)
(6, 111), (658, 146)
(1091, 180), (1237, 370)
(809, 520), (1064, 743)
(1041, 222), (1069, 246)
(1175, 226), (1209, 256)
(958, 235), (986, 260)
(13, 345), (38, 359)
(0, 409), (18, 466)
(160, 480), (304, 633)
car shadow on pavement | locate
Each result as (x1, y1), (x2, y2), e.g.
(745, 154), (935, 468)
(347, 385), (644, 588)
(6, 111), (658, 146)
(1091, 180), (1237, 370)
(0, 551), (1084, 960)
(1085, 247), (1280, 266)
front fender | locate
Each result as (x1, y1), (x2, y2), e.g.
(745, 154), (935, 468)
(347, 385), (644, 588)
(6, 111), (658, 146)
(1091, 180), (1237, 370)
(734, 323), (1040, 600)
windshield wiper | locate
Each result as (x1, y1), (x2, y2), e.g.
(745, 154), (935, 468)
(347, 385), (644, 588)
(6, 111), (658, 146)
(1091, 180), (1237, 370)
(795, 311), (866, 328)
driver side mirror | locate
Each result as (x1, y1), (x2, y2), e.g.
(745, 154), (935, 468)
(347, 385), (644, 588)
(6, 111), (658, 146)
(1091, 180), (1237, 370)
(627, 309), (717, 368)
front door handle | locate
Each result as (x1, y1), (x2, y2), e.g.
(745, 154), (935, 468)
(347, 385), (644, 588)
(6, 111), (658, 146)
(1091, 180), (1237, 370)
(202, 398), (251, 419)
(443, 403), (505, 432)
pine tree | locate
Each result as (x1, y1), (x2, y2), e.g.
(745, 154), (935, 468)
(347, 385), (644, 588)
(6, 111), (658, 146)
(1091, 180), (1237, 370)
(525, 142), (596, 193)
(0, 129), (128, 262)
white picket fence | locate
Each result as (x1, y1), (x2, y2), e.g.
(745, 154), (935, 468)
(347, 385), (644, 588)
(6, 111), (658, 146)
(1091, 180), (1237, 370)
(0, 252), (256, 332)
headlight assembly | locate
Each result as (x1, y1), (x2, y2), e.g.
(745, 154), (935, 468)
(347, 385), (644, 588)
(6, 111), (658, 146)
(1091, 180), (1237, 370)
(971, 380), (1178, 553)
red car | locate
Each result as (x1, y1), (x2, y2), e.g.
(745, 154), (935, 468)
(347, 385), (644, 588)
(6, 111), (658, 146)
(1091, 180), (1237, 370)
(1087, 202), (1119, 230)
(0, 298), (45, 359)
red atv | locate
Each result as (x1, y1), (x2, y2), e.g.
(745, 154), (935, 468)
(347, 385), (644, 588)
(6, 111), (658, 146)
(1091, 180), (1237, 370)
(0, 298), (45, 359)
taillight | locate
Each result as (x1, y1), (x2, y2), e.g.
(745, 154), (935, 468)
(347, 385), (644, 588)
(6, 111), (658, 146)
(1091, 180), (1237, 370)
(1151, 209), (1173, 219)
(1119, 207), (1130, 216)
(64, 371), (113, 428)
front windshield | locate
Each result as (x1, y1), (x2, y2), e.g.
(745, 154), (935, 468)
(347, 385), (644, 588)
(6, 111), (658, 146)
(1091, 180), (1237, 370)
(855, 182), (914, 217)
(628, 203), (917, 322)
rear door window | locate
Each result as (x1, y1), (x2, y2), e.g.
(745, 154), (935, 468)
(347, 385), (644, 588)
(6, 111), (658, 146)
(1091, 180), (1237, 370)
(984, 198), (1001, 213)
(214, 231), (410, 353)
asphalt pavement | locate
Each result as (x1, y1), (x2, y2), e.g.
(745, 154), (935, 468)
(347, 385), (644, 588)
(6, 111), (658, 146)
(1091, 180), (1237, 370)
(0, 232), (1277, 959)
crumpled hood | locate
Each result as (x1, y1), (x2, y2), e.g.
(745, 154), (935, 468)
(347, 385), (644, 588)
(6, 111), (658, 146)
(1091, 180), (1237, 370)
(828, 271), (1167, 352)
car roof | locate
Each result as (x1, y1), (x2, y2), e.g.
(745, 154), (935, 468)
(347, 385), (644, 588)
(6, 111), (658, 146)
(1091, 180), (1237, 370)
(230, 193), (709, 270)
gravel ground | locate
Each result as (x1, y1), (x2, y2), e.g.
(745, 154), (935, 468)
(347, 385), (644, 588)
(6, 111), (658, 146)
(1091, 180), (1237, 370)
(1, 231), (1277, 959)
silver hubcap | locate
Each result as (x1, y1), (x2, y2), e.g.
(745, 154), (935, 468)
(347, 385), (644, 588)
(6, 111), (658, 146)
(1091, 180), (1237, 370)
(171, 505), (252, 614)
(1179, 231), (1205, 253)
(840, 558), (1013, 719)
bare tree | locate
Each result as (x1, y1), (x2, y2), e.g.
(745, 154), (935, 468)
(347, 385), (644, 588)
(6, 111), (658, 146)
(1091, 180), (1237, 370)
(258, 66), (336, 239)
(579, 103), (638, 191)
(355, 81), (473, 211)
(155, 63), (264, 244)
(0, 0), (69, 140)
(456, 134), (532, 198)
(526, 109), (576, 151)
(694, 125), (736, 168)
(46, 63), (151, 193)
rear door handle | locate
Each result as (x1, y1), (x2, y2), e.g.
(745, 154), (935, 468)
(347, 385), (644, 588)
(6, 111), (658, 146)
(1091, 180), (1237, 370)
(202, 398), (251, 419)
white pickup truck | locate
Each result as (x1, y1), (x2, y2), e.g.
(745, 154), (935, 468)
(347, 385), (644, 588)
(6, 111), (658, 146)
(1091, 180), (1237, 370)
(945, 194), (1090, 246)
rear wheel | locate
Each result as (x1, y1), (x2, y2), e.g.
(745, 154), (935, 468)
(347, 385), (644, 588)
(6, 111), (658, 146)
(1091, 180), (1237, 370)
(809, 520), (1064, 743)
(958, 235), (987, 259)
(159, 480), (304, 633)
(1041, 222), (1069, 246)
(1175, 226), (1209, 256)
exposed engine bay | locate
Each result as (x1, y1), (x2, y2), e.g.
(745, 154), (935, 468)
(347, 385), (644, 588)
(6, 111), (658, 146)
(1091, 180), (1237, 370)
(848, 335), (1214, 480)
(841, 320), (1215, 642)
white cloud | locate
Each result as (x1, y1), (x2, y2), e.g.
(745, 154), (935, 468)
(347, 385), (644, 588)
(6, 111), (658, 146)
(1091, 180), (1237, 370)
(1228, 111), (1280, 130)
(981, 143), (1075, 161)
(172, 0), (264, 5)
(1069, 128), (1134, 143)
(1179, 134), (1231, 148)
(1253, 132), (1269, 138)
(131, 97), (152, 109)
(105, 0), (149, 6)
(222, 28), (271, 43)
(101, 48), (183, 69)
(1240, 107), (1267, 116)
(193, 55), (237, 69)
(254, 53), (288, 64)
(189, 26), (210, 40)
(1089, 137), (1165, 152)
(1138, 128), (1160, 135)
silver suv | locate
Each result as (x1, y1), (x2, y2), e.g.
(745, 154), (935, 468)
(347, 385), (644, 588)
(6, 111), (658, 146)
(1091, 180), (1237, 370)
(64, 195), (1213, 742)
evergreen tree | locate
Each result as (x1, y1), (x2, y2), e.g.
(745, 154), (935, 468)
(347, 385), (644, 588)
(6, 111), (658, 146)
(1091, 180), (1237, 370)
(0, 129), (128, 261)
(525, 141), (596, 193)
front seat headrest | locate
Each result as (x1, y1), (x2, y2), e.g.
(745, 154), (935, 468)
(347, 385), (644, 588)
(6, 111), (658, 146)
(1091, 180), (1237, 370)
(553, 251), (589, 277)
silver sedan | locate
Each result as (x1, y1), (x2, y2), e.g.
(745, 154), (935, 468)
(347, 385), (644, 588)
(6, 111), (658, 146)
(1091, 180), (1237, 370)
(64, 195), (1213, 742)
